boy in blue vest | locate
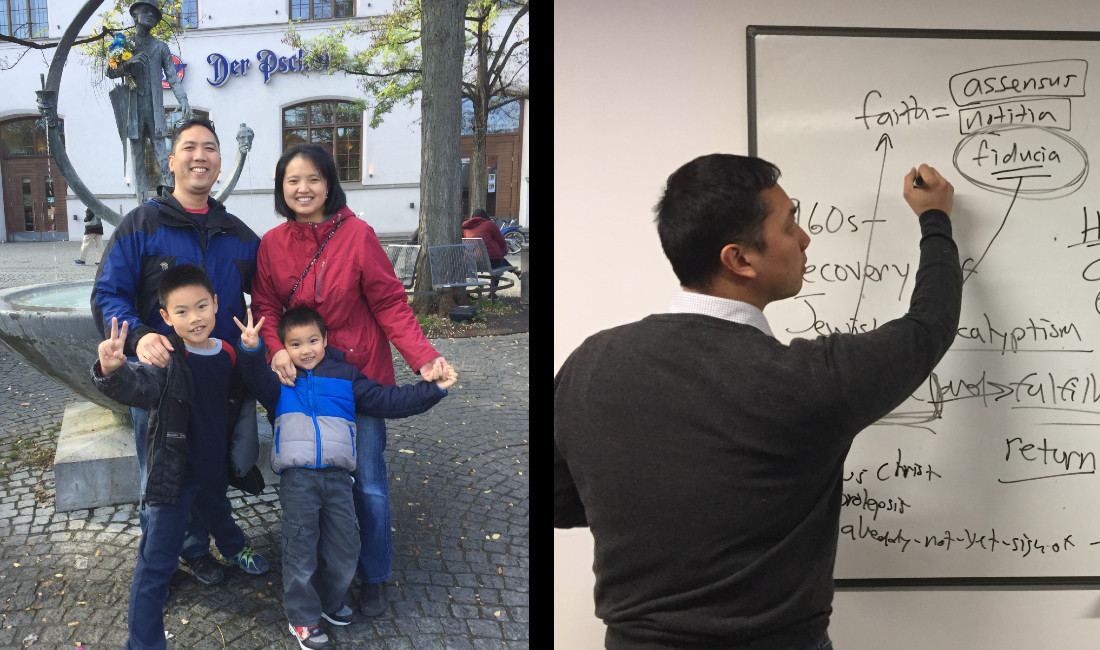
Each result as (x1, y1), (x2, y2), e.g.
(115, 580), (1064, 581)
(234, 305), (456, 650)
(93, 264), (269, 649)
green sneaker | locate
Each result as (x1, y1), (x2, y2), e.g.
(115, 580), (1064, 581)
(229, 546), (269, 575)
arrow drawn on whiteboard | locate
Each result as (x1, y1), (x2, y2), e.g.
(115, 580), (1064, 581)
(962, 177), (1024, 284)
(850, 133), (892, 328)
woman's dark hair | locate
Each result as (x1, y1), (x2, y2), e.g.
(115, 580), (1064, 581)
(274, 144), (347, 221)
(654, 154), (781, 290)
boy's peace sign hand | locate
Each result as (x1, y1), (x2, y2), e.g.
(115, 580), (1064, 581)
(97, 317), (129, 377)
(233, 308), (265, 350)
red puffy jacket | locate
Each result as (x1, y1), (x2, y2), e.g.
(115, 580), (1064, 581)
(251, 207), (440, 385)
(462, 216), (509, 260)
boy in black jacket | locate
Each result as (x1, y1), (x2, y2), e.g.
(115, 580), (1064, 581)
(93, 265), (268, 649)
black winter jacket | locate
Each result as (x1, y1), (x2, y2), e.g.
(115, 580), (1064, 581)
(92, 332), (248, 505)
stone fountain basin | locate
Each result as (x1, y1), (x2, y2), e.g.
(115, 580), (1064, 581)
(0, 280), (124, 413)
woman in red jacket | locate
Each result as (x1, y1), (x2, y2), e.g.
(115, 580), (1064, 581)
(251, 143), (448, 618)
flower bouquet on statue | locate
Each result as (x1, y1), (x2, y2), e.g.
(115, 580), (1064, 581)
(107, 33), (136, 89)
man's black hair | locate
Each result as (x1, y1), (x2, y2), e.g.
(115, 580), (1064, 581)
(171, 116), (219, 153)
(655, 154), (781, 290)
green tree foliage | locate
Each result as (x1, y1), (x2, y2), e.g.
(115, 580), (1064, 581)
(285, 0), (529, 216)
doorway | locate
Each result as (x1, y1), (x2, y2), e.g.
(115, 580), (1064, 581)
(1, 116), (68, 242)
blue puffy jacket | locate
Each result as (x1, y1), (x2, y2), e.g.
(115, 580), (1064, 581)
(237, 343), (446, 473)
(91, 186), (259, 353)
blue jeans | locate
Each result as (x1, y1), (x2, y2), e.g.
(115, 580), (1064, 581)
(352, 414), (392, 582)
(131, 407), (209, 558)
(132, 402), (257, 559)
(280, 468), (359, 626)
(126, 479), (248, 649)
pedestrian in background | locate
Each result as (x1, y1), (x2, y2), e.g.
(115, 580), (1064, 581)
(75, 208), (103, 265)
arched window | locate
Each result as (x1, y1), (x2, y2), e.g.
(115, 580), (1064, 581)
(282, 100), (362, 181)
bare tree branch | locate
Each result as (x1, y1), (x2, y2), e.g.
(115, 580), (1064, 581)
(488, 2), (528, 76)
(341, 66), (423, 78)
(0, 27), (116, 50)
(488, 36), (527, 86)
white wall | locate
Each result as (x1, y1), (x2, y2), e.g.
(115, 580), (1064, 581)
(553, 0), (1100, 648)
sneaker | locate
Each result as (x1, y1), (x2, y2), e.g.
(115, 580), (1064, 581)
(358, 581), (386, 617)
(180, 553), (225, 586)
(229, 546), (269, 574)
(321, 603), (354, 626)
(74, 259), (85, 265)
(288, 623), (330, 650)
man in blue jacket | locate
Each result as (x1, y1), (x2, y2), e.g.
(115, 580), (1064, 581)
(92, 116), (266, 586)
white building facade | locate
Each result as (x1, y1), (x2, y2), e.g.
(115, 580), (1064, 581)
(0, 0), (529, 242)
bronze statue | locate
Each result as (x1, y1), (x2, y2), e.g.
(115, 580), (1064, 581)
(106, 0), (191, 203)
(37, 0), (255, 227)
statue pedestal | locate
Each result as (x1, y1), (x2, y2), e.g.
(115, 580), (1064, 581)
(54, 402), (137, 512)
(54, 401), (279, 512)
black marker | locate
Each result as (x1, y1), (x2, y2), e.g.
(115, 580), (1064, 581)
(913, 174), (924, 188)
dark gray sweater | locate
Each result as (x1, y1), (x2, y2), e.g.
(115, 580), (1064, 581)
(554, 210), (961, 649)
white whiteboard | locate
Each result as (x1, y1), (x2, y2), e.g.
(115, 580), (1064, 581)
(750, 27), (1100, 584)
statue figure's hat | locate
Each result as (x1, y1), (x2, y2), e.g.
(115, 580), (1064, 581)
(129, 0), (163, 24)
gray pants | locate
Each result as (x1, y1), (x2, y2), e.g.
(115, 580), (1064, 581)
(279, 467), (359, 626)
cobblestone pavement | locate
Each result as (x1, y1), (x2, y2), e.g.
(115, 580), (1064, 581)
(0, 242), (529, 649)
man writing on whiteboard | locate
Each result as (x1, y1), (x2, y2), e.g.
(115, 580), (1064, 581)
(554, 154), (961, 649)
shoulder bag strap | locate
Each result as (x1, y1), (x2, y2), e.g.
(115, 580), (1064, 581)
(283, 217), (345, 310)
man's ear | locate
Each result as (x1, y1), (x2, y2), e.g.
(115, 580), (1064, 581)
(719, 243), (757, 280)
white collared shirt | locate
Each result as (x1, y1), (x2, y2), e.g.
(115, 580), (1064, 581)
(666, 290), (775, 338)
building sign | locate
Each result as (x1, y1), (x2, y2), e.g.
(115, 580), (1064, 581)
(488, 174), (496, 193)
(161, 55), (186, 89)
(206, 49), (331, 87)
